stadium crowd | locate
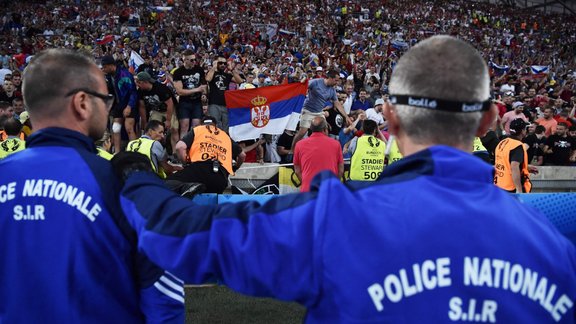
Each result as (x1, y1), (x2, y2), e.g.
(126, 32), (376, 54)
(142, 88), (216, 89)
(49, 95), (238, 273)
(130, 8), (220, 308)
(1, 0), (576, 173)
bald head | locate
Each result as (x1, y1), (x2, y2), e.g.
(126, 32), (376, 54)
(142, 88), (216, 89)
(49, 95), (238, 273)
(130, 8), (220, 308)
(389, 36), (490, 147)
(309, 116), (327, 133)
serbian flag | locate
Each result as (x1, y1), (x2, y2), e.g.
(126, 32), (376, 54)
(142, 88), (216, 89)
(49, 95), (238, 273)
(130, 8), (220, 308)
(226, 82), (307, 142)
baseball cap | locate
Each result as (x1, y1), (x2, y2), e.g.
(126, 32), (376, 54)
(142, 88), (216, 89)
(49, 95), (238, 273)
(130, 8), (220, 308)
(258, 73), (266, 78)
(136, 72), (153, 82)
(101, 55), (115, 66)
(509, 119), (528, 134)
(512, 101), (524, 109)
(316, 66), (323, 72)
(375, 98), (385, 106)
(19, 111), (29, 124)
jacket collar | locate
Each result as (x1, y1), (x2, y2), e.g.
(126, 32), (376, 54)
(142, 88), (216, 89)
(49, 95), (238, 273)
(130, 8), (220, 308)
(26, 127), (97, 154)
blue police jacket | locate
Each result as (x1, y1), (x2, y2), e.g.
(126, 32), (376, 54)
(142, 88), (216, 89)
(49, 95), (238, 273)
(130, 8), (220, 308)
(119, 145), (576, 323)
(0, 128), (183, 323)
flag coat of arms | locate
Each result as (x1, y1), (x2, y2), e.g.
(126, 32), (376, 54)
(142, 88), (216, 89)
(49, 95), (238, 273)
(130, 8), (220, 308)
(226, 82), (307, 141)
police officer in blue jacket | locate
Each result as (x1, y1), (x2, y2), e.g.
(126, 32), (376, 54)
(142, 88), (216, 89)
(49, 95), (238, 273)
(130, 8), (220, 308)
(115, 36), (576, 323)
(0, 49), (184, 323)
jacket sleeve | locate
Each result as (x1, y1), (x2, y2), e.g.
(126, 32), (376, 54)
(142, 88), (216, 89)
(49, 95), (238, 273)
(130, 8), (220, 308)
(119, 171), (324, 305)
(139, 271), (185, 323)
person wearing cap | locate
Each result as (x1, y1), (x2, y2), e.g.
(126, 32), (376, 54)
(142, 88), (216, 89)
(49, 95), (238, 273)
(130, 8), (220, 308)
(494, 118), (538, 193)
(135, 71), (179, 151)
(166, 115), (244, 194)
(255, 73), (267, 87)
(113, 36), (576, 323)
(315, 66), (324, 78)
(365, 97), (386, 129)
(101, 54), (138, 153)
(500, 101), (529, 135)
(0, 49), (184, 323)
(18, 110), (32, 137)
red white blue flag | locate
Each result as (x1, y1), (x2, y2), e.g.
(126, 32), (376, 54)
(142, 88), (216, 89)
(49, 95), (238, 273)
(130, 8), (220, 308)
(226, 82), (307, 141)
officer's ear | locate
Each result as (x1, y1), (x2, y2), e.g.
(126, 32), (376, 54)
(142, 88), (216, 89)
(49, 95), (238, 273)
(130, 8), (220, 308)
(69, 90), (92, 122)
(476, 103), (498, 137)
(383, 101), (399, 136)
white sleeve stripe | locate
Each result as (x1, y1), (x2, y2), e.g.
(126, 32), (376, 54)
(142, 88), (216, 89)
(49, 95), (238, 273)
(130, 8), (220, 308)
(154, 282), (185, 304)
(160, 275), (185, 294)
(165, 271), (184, 284)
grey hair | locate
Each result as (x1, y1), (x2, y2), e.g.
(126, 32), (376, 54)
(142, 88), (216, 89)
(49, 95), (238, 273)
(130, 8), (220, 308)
(389, 35), (490, 146)
(23, 48), (98, 115)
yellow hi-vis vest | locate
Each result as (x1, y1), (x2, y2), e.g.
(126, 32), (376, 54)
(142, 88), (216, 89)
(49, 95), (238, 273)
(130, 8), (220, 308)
(127, 137), (167, 178)
(188, 125), (234, 175)
(388, 138), (403, 165)
(0, 137), (25, 159)
(494, 138), (532, 193)
(97, 147), (113, 160)
(350, 135), (386, 181)
(473, 137), (488, 153)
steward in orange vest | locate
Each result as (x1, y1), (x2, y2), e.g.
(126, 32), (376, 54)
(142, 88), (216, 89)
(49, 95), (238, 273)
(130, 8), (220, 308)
(494, 119), (534, 193)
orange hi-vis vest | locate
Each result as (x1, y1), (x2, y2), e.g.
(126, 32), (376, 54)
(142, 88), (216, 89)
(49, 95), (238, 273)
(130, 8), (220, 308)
(188, 125), (234, 175)
(494, 138), (532, 193)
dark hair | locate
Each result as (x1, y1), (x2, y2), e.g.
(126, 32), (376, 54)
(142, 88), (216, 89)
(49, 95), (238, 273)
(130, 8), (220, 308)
(535, 125), (546, 134)
(0, 101), (10, 110)
(182, 49), (195, 57)
(3, 117), (22, 136)
(557, 122), (568, 129)
(145, 120), (165, 133)
(325, 69), (338, 79)
(362, 119), (378, 135)
(569, 125), (576, 132)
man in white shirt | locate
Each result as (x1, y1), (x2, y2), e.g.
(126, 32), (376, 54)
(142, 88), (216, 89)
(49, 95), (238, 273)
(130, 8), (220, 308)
(365, 98), (387, 130)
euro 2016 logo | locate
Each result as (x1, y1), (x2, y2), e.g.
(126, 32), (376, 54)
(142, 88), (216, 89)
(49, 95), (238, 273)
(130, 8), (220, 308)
(250, 95), (270, 128)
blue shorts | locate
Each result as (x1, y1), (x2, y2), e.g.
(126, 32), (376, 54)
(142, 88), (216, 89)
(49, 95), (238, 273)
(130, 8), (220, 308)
(178, 100), (202, 120)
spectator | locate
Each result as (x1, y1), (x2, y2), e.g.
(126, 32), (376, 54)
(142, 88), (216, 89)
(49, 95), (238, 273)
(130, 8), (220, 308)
(524, 124), (546, 166)
(350, 88), (371, 111)
(206, 56), (243, 132)
(294, 116), (344, 192)
(101, 55), (138, 153)
(173, 50), (207, 138)
(501, 101), (529, 135)
(536, 107), (558, 137)
(365, 98), (387, 129)
(0, 48), (184, 323)
(135, 71), (178, 152)
(543, 122), (576, 166)
(276, 128), (295, 164)
(291, 69), (351, 152)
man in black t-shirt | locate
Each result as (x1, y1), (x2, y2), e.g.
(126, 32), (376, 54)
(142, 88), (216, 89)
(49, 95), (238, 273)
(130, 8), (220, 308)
(136, 72), (178, 151)
(523, 124), (546, 165)
(173, 50), (206, 138)
(205, 56), (243, 132)
(543, 122), (576, 165)
(276, 129), (295, 164)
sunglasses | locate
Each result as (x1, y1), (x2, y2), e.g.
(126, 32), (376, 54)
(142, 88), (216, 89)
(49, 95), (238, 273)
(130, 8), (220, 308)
(65, 88), (115, 110)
